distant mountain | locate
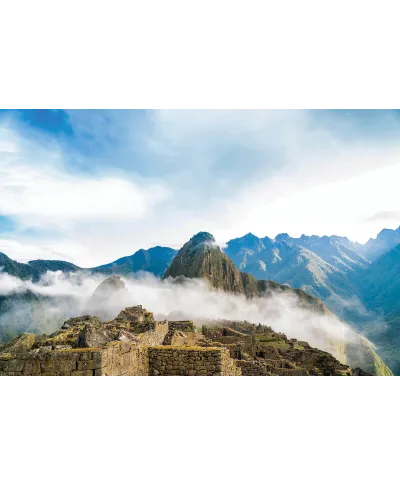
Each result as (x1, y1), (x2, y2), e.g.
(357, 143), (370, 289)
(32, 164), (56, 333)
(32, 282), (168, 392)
(295, 235), (370, 270)
(361, 244), (400, 318)
(0, 246), (177, 281)
(28, 260), (80, 277)
(224, 233), (365, 321)
(360, 226), (400, 261)
(225, 232), (369, 275)
(0, 252), (79, 282)
(92, 246), (177, 278)
(357, 244), (400, 373)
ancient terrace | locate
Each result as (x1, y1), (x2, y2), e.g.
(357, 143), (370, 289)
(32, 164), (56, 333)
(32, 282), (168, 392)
(0, 304), (357, 376)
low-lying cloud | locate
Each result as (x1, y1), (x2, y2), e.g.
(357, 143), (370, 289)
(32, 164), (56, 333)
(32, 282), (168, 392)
(0, 270), (361, 363)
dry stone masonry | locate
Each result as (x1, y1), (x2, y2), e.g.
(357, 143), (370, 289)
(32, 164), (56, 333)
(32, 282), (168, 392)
(148, 346), (241, 376)
(0, 303), (367, 376)
(0, 305), (241, 376)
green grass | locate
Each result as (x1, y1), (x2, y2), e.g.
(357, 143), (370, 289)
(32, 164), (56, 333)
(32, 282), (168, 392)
(256, 336), (290, 349)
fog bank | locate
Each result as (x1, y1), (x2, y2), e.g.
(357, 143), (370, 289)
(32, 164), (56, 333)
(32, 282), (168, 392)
(0, 270), (359, 360)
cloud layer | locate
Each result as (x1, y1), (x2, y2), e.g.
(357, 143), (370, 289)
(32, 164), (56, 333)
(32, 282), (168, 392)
(0, 270), (356, 362)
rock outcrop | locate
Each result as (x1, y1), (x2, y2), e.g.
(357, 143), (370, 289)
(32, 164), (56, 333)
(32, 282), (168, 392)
(91, 275), (127, 302)
(0, 332), (36, 354)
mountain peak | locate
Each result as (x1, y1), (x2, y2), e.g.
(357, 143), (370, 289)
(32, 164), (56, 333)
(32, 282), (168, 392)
(275, 233), (291, 242)
(187, 232), (216, 248)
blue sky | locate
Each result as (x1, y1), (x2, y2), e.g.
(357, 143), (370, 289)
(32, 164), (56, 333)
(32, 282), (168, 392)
(1, 109), (400, 266)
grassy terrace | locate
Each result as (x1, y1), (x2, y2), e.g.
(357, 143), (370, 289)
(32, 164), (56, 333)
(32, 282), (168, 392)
(149, 345), (222, 351)
(255, 335), (304, 351)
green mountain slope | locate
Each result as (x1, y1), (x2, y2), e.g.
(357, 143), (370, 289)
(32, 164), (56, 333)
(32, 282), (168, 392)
(357, 244), (400, 373)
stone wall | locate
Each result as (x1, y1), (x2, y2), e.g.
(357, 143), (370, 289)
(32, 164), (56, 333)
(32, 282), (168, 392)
(99, 341), (149, 376)
(0, 321), (168, 376)
(236, 359), (310, 376)
(148, 346), (242, 376)
(0, 348), (106, 376)
(1, 321), (244, 376)
(135, 321), (169, 346)
(168, 321), (195, 333)
(163, 320), (196, 345)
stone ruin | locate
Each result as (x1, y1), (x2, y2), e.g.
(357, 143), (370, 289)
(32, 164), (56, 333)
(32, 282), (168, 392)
(0, 303), (366, 376)
(0, 305), (241, 376)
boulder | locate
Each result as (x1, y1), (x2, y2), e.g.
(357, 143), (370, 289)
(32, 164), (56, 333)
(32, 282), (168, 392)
(77, 325), (115, 349)
(116, 329), (140, 344)
(61, 316), (101, 330)
(0, 333), (35, 354)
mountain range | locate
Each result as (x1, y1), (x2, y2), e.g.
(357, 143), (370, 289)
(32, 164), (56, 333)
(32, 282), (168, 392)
(0, 246), (177, 281)
(0, 226), (399, 372)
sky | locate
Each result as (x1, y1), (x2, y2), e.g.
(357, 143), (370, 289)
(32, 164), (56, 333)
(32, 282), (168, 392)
(0, 109), (400, 267)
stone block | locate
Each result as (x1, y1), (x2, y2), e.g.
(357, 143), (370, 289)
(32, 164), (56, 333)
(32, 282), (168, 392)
(3, 359), (25, 373)
(79, 352), (93, 361)
(71, 370), (93, 376)
(92, 352), (105, 367)
(77, 360), (98, 371)
(0, 353), (13, 361)
(23, 359), (41, 375)
(122, 353), (131, 368)
(41, 358), (77, 373)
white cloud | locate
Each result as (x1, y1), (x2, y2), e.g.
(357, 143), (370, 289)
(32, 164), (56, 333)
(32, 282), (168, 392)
(142, 110), (400, 243)
(213, 154), (400, 244)
(0, 237), (85, 263)
(0, 127), (169, 230)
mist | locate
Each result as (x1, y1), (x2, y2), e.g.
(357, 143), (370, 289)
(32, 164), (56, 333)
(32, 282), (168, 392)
(0, 270), (363, 362)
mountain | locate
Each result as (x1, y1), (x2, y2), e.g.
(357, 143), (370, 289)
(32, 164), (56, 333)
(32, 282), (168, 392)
(357, 244), (400, 373)
(163, 232), (330, 311)
(92, 246), (177, 277)
(28, 260), (80, 278)
(163, 232), (392, 375)
(0, 246), (177, 281)
(361, 244), (400, 318)
(296, 235), (370, 270)
(361, 226), (400, 261)
(224, 233), (366, 322)
(0, 252), (79, 282)
(164, 232), (256, 296)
